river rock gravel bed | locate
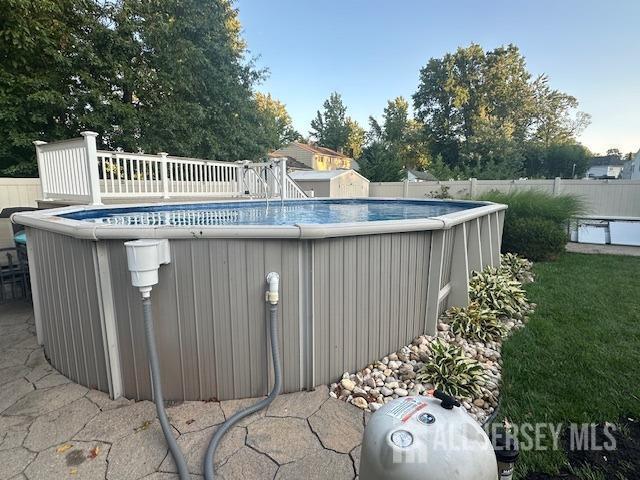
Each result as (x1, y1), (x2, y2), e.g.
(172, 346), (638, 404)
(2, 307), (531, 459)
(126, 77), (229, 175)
(329, 310), (534, 424)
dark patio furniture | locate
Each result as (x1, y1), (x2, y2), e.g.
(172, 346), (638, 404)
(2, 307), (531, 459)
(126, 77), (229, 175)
(0, 207), (38, 303)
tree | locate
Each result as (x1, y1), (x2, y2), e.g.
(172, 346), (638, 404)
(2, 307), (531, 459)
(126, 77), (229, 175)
(1, 0), (272, 175)
(428, 154), (457, 180)
(413, 44), (533, 173)
(381, 97), (410, 145)
(254, 92), (300, 151)
(368, 97), (428, 172)
(345, 118), (365, 159)
(0, 0), (103, 174)
(530, 76), (590, 147)
(382, 97), (429, 171)
(413, 44), (590, 178)
(458, 113), (526, 179)
(100, 0), (270, 160)
(543, 143), (591, 178)
(358, 141), (403, 182)
(606, 148), (622, 159)
(309, 92), (350, 151)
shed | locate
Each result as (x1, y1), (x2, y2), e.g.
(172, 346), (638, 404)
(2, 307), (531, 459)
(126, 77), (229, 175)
(288, 169), (369, 198)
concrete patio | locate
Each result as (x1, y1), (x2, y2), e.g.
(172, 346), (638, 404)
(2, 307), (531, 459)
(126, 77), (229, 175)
(0, 301), (364, 480)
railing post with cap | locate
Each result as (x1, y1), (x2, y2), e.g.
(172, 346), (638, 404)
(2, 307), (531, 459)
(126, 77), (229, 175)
(236, 164), (244, 196)
(33, 140), (49, 200)
(81, 131), (101, 205)
(159, 152), (169, 199)
(280, 158), (287, 199)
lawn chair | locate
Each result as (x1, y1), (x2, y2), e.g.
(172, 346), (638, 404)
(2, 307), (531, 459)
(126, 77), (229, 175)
(0, 246), (30, 302)
(0, 207), (38, 303)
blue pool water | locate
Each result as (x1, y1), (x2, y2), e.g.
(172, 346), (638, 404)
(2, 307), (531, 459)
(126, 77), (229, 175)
(61, 199), (484, 227)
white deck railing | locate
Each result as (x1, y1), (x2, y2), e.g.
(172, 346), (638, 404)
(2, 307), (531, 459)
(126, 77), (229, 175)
(34, 132), (101, 204)
(34, 131), (306, 204)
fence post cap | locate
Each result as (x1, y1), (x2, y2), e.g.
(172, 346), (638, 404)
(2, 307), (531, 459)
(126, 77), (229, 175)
(80, 131), (99, 137)
(157, 152), (168, 157)
(33, 140), (47, 146)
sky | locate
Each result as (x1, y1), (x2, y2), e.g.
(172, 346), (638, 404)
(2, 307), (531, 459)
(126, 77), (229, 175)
(237, 0), (640, 155)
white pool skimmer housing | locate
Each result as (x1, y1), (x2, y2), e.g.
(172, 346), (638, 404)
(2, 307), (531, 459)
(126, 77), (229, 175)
(124, 239), (171, 297)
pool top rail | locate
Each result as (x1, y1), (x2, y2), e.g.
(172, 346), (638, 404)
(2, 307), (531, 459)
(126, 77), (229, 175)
(13, 198), (507, 240)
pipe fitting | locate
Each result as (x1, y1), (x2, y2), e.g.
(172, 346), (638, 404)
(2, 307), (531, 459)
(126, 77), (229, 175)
(265, 272), (280, 304)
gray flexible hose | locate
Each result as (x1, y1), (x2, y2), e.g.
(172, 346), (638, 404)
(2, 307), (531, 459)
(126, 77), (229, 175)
(142, 298), (191, 480)
(203, 303), (282, 480)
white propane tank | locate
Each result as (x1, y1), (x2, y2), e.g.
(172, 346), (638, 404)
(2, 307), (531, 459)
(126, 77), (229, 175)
(360, 392), (498, 480)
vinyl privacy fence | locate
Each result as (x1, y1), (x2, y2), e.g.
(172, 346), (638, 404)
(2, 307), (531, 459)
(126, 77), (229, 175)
(370, 179), (640, 217)
(0, 178), (41, 248)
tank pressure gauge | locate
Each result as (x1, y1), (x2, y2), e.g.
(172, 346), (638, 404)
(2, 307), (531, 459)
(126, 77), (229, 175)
(390, 430), (414, 448)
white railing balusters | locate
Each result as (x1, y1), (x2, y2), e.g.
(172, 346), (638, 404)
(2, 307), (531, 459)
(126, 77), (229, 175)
(142, 159), (148, 193)
(100, 154), (107, 193)
(125, 155), (131, 194)
(33, 131), (101, 203)
(34, 134), (307, 203)
(110, 154), (115, 194)
(119, 154), (122, 192)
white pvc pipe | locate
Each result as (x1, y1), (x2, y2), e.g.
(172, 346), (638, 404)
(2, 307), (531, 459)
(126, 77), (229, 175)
(266, 271), (280, 304)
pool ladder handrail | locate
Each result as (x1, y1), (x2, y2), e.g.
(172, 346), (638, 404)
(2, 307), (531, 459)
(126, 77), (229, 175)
(240, 160), (286, 207)
(240, 162), (269, 207)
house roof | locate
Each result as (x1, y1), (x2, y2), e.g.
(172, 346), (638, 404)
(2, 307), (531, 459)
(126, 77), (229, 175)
(590, 155), (627, 167)
(276, 142), (352, 159)
(407, 169), (437, 181)
(267, 154), (312, 170)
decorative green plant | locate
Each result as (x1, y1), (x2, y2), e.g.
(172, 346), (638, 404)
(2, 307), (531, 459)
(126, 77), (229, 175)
(443, 302), (507, 342)
(469, 267), (530, 318)
(480, 190), (584, 225)
(499, 253), (534, 283)
(416, 339), (486, 398)
(478, 190), (584, 261)
(427, 185), (451, 199)
(501, 217), (568, 261)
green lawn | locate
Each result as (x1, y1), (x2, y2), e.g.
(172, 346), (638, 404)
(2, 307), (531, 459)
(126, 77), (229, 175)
(498, 253), (640, 478)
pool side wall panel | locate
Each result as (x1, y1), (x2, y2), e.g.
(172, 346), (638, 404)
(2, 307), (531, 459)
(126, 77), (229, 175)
(311, 232), (432, 388)
(106, 238), (303, 401)
(23, 208), (504, 402)
(107, 233), (434, 401)
(25, 228), (110, 392)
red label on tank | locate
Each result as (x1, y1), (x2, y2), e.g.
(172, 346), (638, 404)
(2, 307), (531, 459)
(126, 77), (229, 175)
(402, 402), (427, 422)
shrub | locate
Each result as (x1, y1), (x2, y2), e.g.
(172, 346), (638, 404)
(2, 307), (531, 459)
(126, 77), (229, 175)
(502, 217), (568, 261)
(480, 189), (584, 224)
(469, 267), (530, 318)
(443, 302), (507, 342)
(427, 185), (451, 199)
(479, 189), (584, 260)
(416, 339), (486, 398)
(499, 253), (534, 283)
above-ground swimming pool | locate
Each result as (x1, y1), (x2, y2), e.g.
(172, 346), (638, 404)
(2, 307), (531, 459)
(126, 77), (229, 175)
(60, 198), (483, 226)
(14, 198), (506, 402)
